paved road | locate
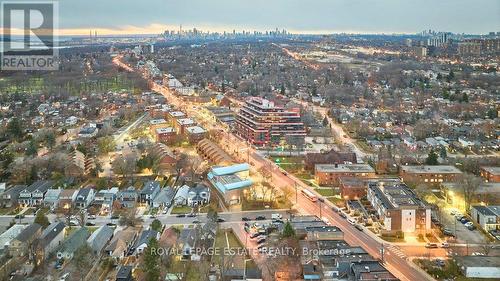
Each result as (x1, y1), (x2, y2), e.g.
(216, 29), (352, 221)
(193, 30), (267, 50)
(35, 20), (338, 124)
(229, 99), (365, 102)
(114, 56), (431, 281)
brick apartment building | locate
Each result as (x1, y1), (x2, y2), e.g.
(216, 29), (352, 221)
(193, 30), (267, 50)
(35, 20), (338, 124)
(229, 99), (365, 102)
(235, 97), (306, 146)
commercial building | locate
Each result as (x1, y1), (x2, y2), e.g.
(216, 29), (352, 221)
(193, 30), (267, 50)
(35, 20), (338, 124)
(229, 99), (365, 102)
(455, 256), (500, 279)
(480, 166), (500, 183)
(207, 163), (253, 205)
(367, 179), (431, 234)
(458, 41), (482, 56)
(399, 165), (462, 184)
(315, 164), (375, 186)
(235, 97), (306, 146)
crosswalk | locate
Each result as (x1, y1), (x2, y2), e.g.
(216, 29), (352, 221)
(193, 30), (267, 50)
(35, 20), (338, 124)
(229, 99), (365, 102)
(386, 244), (407, 259)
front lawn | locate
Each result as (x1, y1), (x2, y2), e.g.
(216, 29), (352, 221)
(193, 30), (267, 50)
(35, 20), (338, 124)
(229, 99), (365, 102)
(315, 188), (336, 197)
(170, 205), (192, 214)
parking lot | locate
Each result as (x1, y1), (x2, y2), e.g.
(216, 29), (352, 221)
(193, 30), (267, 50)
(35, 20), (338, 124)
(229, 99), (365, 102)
(441, 210), (487, 244)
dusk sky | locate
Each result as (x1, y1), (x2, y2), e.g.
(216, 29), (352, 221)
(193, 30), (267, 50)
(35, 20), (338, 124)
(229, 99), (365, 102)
(54, 0), (500, 35)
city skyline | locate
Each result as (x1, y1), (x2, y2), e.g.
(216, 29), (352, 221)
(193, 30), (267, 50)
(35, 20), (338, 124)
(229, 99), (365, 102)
(15, 0), (499, 36)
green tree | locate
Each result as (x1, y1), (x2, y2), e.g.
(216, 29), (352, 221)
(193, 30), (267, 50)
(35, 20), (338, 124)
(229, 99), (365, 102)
(97, 136), (116, 155)
(150, 219), (162, 232)
(7, 118), (24, 139)
(425, 150), (439, 165)
(282, 221), (295, 238)
(34, 211), (50, 228)
(26, 140), (38, 156)
(143, 237), (160, 281)
(439, 147), (447, 159)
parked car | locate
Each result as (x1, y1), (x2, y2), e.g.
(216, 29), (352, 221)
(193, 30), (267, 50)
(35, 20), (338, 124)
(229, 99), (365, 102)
(242, 217), (250, 221)
(192, 220), (200, 224)
(354, 224), (363, 231)
(339, 212), (347, 219)
(471, 252), (485, 256)
(85, 222), (96, 226)
(256, 238), (266, 244)
(425, 243), (438, 248)
(435, 259), (446, 267)
(106, 222), (116, 227)
(441, 242), (450, 248)
(467, 225), (476, 231)
(255, 215), (266, 220)
(87, 215), (96, 220)
(460, 218), (470, 224)
(176, 214), (186, 218)
(216, 218), (225, 223)
(250, 232), (261, 239)
(347, 218), (356, 225)
(187, 213), (196, 217)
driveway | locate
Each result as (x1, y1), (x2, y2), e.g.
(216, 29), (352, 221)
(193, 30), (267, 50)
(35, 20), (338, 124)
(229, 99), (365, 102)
(441, 210), (487, 244)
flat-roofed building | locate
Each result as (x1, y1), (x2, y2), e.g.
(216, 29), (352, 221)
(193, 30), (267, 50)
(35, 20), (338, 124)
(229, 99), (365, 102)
(155, 127), (176, 143)
(367, 179), (431, 234)
(175, 118), (196, 134)
(315, 164), (375, 186)
(149, 118), (168, 134)
(399, 165), (462, 184)
(480, 166), (500, 183)
(168, 111), (185, 120)
(207, 163), (253, 205)
(186, 126), (206, 143)
(339, 177), (367, 200)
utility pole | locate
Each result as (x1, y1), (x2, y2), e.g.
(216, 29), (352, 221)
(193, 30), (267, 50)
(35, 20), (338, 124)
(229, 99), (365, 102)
(380, 243), (385, 263)
(294, 182), (298, 204)
(318, 197), (325, 218)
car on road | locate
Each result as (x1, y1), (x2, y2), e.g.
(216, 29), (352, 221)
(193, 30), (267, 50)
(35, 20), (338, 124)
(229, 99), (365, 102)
(150, 215), (156, 219)
(354, 224), (363, 231)
(440, 242), (450, 248)
(242, 217), (250, 221)
(255, 216), (266, 220)
(176, 214), (186, 218)
(187, 213), (196, 217)
(88, 215), (96, 220)
(347, 218), (356, 225)
(14, 214), (25, 219)
(425, 243), (438, 248)
(192, 220), (200, 224)
(339, 212), (347, 219)
(110, 215), (119, 220)
(216, 218), (225, 223)
(85, 222), (96, 226)
(467, 225), (476, 231)
(106, 222), (116, 227)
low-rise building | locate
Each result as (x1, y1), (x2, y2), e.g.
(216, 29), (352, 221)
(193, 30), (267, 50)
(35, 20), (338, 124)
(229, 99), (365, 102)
(43, 189), (62, 208)
(315, 164), (375, 186)
(74, 188), (95, 208)
(470, 205), (499, 232)
(87, 225), (114, 255)
(34, 221), (65, 264)
(186, 126), (206, 143)
(1, 185), (25, 208)
(18, 180), (53, 207)
(58, 189), (78, 209)
(105, 227), (138, 260)
(56, 227), (90, 260)
(139, 181), (161, 206)
(9, 223), (42, 257)
(196, 138), (234, 165)
(155, 127), (176, 143)
(0, 224), (27, 256)
(305, 149), (357, 170)
(367, 179), (431, 234)
(399, 165), (462, 184)
(187, 184), (210, 206)
(117, 187), (137, 208)
(339, 177), (367, 200)
(175, 118), (196, 134)
(455, 256), (500, 279)
(480, 166), (500, 183)
(207, 163), (253, 205)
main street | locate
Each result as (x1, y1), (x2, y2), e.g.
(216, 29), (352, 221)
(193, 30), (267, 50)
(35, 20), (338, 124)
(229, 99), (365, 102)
(113, 56), (433, 281)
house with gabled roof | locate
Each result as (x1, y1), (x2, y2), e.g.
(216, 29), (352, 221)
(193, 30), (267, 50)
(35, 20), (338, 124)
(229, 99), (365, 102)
(87, 225), (114, 254)
(56, 227), (90, 260)
(34, 221), (65, 264)
(9, 223), (42, 258)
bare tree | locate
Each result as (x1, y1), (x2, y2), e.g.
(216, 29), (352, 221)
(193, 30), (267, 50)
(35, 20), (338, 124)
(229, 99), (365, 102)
(458, 173), (482, 212)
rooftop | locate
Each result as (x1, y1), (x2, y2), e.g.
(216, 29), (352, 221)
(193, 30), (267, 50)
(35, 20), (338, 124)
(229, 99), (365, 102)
(482, 166), (500, 175)
(315, 164), (375, 173)
(186, 126), (206, 134)
(401, 165), (462, 174)
(156, 127), (175, 134)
